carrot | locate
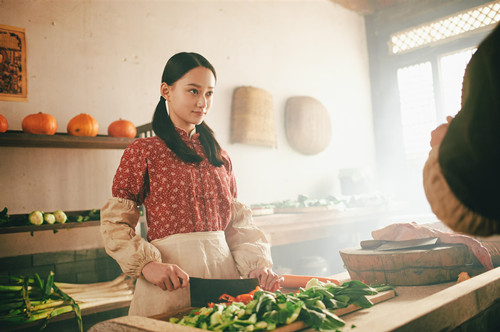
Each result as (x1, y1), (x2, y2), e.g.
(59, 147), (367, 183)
(280, 274), (340, 288)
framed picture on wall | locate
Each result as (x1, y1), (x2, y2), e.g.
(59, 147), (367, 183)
(0, 24), (27, 102)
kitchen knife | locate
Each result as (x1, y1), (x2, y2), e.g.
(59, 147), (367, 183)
(189, 277), (259, 307)
(360, 237), (439, 251)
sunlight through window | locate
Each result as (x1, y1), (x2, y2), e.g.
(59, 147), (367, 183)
(390, 1), (500, 54)
(397, 62), (436, 161)
(439, 48), (476, 121)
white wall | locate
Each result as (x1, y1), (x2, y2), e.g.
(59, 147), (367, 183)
(0, 0), (374, 255)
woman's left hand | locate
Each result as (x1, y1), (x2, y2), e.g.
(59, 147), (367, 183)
(249, 267), (283, 292)
(430, 116), (454, 147)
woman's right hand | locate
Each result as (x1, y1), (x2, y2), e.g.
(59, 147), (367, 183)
(142, 261), (189, 291)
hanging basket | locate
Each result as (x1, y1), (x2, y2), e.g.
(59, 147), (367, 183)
(285, 96), (332, 155)
(230, 86), (277, 148)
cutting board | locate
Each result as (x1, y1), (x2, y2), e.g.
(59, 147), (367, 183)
(150, 290), (395, 332)
(340, 243), (485, 286)
(272, 290), (395, 332)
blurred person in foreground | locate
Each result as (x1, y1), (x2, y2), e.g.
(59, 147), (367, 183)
(423, 23), (500, 237)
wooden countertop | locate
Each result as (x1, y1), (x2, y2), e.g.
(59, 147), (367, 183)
(340, 267), (500, 331)
(87, 267), (500, 331)
(252, 207), (436, 246)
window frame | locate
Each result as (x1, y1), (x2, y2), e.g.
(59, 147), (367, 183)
(365, 0), (495, 207)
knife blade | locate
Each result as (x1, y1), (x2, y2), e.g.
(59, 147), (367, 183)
(189, 277), (259, 307)
(360, 237), (439, 251)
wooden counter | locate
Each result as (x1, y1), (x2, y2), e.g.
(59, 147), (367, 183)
(340, 267), (500, 331)
(87, 267), (500, 331)
(252, 207), (401, 247)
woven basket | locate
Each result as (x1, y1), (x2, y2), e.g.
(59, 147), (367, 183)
(230, 86), (277, 148)
(285, 96), (332, 155)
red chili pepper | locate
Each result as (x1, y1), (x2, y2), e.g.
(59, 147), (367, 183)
(248, 286), (262, 296)
(218, 294), (235, 303)
(234, 293), (253, 304)
(208, 302), (215, 308)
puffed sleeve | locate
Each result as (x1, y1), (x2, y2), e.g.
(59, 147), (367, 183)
(101, 140), (161, 278)
(225, 199), (273, 278)
(101, 197), (161, 278)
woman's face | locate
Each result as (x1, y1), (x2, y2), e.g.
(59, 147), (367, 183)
(161, 66), (216, 134)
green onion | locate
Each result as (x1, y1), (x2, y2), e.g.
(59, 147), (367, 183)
(0, 271), (82, 332)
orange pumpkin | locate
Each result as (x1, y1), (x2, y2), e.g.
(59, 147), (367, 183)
(108, 119), (137, 138)
(67, 113), (99, 136)
(22, 112), (58, 135)
(0, 114), (8, 133)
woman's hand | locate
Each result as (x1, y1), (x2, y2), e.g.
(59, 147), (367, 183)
(142, 261), (189, 291)
(249, 267), (283, 292)
(430, 116), (453, 147)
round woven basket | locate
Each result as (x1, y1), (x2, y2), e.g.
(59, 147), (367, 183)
(285, 96), (332, 155)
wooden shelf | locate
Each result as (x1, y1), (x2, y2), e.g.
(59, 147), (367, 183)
(0, 131), (134, 149)
(0, 220), (100, 234)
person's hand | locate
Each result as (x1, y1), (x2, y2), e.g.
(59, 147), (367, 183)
(249, 267), (283, 292)
(141, 261), (189, 291)
(430, 116), (453, 147)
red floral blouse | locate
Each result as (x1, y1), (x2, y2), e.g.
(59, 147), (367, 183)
(112, 129), (237, 241)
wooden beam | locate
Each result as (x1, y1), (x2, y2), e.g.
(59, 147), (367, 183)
(329, 0), (375, 15)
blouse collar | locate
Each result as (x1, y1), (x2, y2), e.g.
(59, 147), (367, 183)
(175, 126), (200, 141)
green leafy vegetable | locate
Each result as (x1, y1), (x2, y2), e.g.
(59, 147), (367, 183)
(172, 279), (393, 331)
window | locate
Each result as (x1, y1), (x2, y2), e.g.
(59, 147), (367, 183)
(397, 62), (436, 161)
(366, 0), (498, 210)
(396, 48), (475, 162)
(439, 48), (476, 120)
(390, 1), (500, 54)
(395, 49), (475, 198)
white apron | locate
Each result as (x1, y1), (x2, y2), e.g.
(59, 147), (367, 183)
(129, 231), (241, 317)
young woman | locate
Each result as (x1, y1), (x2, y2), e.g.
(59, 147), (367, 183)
(101, 52), (280, 317)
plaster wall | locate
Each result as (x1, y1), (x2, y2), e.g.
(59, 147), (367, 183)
(0, 0), (374, 256)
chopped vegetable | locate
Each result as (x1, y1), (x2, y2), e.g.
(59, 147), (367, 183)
(282, 274), (340, 289)
(171, 279), (393, 331)
(87, 209), (100, 220)
(28, 211), (44, 226)
(235, 294), (254, 304)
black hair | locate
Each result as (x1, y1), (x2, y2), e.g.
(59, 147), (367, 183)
(152, 52), (224, 166)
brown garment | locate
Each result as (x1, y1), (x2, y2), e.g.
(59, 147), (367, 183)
(424, 148), (498, 236)
(435, 23), (500, 231)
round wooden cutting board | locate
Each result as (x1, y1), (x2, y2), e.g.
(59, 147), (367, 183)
(339, 244), (486, 286)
